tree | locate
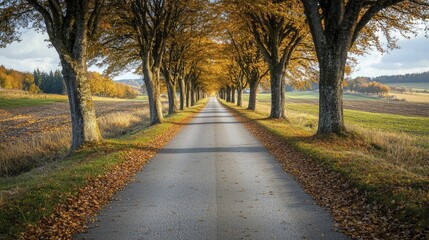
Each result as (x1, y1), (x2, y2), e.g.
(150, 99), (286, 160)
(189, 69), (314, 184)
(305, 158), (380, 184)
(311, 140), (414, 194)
(162, 40), (182, 114)
(222, 0), (310, 118)
(97, 0), (193, 124)
(226, 29), (268, 109)
(161, 0), (211, 113)
(1, 0), (105, 150)
(300, 0), (429, 135)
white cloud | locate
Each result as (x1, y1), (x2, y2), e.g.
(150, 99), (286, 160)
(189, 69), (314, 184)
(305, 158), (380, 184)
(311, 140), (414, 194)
(351, 35), (429, 77)
(0, 29), (140, 80)
(0, 30), (60, 72)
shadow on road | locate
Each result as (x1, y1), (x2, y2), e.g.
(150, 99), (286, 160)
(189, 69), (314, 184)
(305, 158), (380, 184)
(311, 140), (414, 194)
(161, 146), (266, 154)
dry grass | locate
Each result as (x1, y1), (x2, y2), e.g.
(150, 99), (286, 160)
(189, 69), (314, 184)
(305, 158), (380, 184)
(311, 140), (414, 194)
(0, 89), (141, 102)
(242, 99), (429, 177)
(0, 110), (151, 176)
(349, 126), (429, 175)
(0, 89), (67, 100)
(389, 92), (429, 103)
(0, 130), (71, 176)
(98, 108), (150, 138)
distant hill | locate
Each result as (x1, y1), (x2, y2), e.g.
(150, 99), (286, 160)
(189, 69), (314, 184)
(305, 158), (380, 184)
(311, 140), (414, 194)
(116, 79), (144, 88)
(371, 71), (429, 83)
(115, 79), (145, 94)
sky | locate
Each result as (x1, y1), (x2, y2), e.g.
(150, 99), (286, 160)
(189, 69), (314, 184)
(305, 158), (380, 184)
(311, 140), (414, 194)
(0, 29), (429, 80)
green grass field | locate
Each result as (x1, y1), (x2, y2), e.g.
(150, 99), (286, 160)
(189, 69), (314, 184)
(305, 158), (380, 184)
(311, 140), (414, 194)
(0, 98), (67, 109)
(384, 82), (429, 91)
(248, 91), (380, 102)
(0, 89), (148, 109)
(284, 102), (429, 137)
(243, 93), (428, 137)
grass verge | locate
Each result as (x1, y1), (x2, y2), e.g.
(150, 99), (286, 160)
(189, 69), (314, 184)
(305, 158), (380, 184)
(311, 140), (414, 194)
(0, 99), (207, 239)
(221, 99), (428, 239)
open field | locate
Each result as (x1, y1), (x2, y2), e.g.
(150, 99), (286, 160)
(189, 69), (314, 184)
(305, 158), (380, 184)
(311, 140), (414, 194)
(385, 82), (429, 91)
(242, 93), (429, 170)
(0, 89), (149, 108)
(245, 92), (429, 117)
(0, 92), (167, 176)
(389, 92), (429, 103)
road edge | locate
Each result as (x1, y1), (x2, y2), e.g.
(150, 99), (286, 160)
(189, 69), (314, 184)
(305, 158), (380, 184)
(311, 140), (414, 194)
(20, 99), (209, 239)
(219, 98), (426, 239)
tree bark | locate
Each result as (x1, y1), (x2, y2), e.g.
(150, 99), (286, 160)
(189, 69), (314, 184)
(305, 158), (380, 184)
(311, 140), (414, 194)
(61, 60), (101, 150)
(179, 78), (185, 110)
(248, 81), (258, 110)
(196, 88), (200, 102)
(317, 48), (347, 135)
(231, 86), (236, 104)
(226, 86), (231, 102)
(191, 86), (195, 106)
(166, 80), (177, 114)
(162, 68), (178, 115)
(269, 65), (285, 118)
(142, 62), (164, 125)
(237, 87), (243, 107)
(186, 80), (191, 108)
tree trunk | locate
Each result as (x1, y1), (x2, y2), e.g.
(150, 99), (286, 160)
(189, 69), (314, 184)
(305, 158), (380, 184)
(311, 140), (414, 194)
(269, 65), (285, 118)
(179, 78), (185, 110)
(61, 60), (101, 150)
(166, 80), (177, 115)
(248, 81), (258, 110)
(196, 88), (200, 102)
(237, 87), (243, 107)
(226, 86), (231, 102)
(231, 86), (236, 104)
(317, 50), (347, 135)
(142, 63), (164, 125)
(186, 80), (191, 108)
(191, 86), (195, 106)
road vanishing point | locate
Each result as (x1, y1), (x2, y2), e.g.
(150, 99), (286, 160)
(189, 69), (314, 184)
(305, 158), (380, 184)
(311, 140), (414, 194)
(76, 98), (345, 240)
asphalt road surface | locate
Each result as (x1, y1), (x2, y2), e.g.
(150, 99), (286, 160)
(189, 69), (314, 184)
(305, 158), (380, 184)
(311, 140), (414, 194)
(76, 97), (345, 240)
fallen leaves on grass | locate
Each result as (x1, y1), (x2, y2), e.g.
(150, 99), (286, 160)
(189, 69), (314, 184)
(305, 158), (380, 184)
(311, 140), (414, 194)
(20, 109), (201, 239)
(225, 104), (428, 239)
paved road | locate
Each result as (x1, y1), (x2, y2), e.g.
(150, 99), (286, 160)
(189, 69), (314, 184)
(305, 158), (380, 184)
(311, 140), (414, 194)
(76, 98), (345, 240)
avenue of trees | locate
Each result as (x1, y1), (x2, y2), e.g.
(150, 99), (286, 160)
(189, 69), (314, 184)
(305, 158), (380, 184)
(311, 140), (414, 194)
(218, 0), (428, 135)
(1, 0), (428, 153)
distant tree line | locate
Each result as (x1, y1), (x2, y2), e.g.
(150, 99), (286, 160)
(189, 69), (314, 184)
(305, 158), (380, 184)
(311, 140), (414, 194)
(33, 69), (66, 94)
(372, 71), (429, 83)
(0, 65), (39, 92)
(346, 77), (390, 96)
(88, 72), (138, 99)
(1, 65), (137, 99)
